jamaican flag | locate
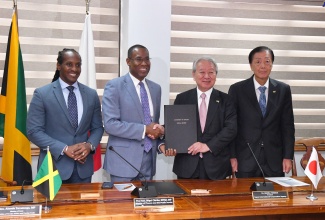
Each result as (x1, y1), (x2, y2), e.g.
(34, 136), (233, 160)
(0, 6), (32, 186)
(32, 149), (62, 201)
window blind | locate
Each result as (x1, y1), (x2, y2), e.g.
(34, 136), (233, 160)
(171, 0), (325, 138)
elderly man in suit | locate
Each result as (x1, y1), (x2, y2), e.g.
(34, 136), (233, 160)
(228, 46), (295, 178)
(161, 57), (237, 180)
(102, 44), (164, 183)
(27, 48), (104, 183)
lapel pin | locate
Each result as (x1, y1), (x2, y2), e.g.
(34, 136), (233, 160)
(273, 90), (276, 93)
(216, 100), (219, 103)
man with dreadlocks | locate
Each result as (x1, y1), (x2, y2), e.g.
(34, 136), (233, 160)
(27, 48), (104, 183)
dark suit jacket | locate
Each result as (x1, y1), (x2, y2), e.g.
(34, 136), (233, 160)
(27, 80), (104, 180)
(228, 75), (295, 174)
(172, 88), (237, 180)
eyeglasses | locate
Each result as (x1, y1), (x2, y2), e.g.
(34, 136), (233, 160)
(130, 57), (151, 64)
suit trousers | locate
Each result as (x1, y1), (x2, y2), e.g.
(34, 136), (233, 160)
(177, 158), (209, 180)
(236, 148), (284, 178)
(110, 149), (153, 182)
(62, 161), (92, 184)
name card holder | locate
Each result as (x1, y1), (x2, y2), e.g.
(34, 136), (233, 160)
(252, 191), (289, 200)
(0, 205), (42, 217)
(134, 197), (174, 212)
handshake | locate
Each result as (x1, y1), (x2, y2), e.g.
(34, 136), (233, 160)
(145, 123), (164, 140)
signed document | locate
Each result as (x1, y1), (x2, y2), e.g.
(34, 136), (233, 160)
(164, 105), (197, 153)
(266, 177), (309, 187)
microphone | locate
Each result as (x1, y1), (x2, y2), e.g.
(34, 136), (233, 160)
(11, 180), (34, 203)
(20, 180), (33, 195)
(247, 142), (274, 191)
(109, 146), (157, 198)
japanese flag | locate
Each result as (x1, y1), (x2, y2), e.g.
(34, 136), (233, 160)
(78, 13), (102, 172)
(304, 147), (323, 189)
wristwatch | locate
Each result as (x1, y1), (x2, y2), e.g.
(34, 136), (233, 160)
(88, 142), (96, 151)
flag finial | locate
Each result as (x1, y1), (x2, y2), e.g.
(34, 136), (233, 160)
(85, 0), (91, 15)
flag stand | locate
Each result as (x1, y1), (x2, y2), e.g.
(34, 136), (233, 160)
(42, 198), (52, 213)
(306, 184), (318, 201)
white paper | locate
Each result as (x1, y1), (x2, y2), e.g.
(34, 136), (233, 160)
(266, 177), (310, 187)
(114, 183), (136, 191)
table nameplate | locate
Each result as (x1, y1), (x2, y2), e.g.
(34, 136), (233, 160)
(0, 205), (42, 216)
(252, 191), (289, 200)
(134, 197), (174, 212)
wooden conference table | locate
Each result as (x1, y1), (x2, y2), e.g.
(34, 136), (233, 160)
(1, 176), (325, 219)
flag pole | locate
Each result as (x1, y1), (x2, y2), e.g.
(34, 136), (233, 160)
(42, 146), (52, 212)
(306, 183), (318, 201)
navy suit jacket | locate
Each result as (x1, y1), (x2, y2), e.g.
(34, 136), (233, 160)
(27, 80), (104, 180)
(228, 75), (295, 174)
(172, 88), (237, 180)
(102, 73), (161, 178)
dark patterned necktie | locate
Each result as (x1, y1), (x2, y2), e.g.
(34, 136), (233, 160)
(67, 86), (78, 129)
(258, 86), (267, 117)
(139, 81), (152, 152)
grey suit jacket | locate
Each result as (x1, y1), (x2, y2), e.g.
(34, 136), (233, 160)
(27, 80), (104, 180)
(228, 75), (295, 174)
(102, 73), (161, 178)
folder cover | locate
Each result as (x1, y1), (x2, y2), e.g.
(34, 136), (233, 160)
(146, 182), (186, 195)
(164, 105), (197, 153)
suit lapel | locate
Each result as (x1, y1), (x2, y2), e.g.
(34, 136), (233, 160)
(146, 79), (158, 122)
(189, 89), (201, 135)
(245, 76), (264, 117)
(265, 78), (278, 118)
(124, 74), (144, 122)
(78, 83), (88, 132)
(205, 89), (220, 130)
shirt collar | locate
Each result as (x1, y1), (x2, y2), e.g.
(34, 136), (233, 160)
(129, 72), (147, 87)
(196, 87), (213, 99)
(59, 78), (79, 90)
(253, 77), (269, 91)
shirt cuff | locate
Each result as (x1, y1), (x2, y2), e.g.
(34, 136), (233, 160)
(61, 145), (68, 155)
(142, 125), (146, 139)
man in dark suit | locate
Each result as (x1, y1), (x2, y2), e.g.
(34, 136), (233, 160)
(102, 44), (164, 183)
(161, 57), (237, 180)
(27, 49), (104, 183)
(228, 46), (295, 178)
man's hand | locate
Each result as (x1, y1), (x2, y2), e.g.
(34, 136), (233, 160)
(283, 158), (292, 173)
(146, 123), (164, 139)
(188, 142), (210, 155)
(64, 142), (91, 163)
(230, 158), (238, 173)
(159, 144), (177, 156)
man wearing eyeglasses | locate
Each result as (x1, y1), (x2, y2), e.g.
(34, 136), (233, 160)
(228, 46), (295, 178)
(102, 44), (164, 182)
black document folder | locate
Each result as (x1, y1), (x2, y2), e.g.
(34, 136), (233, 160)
(146, 182), (186, 195)
(164, 105), (197, 153)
